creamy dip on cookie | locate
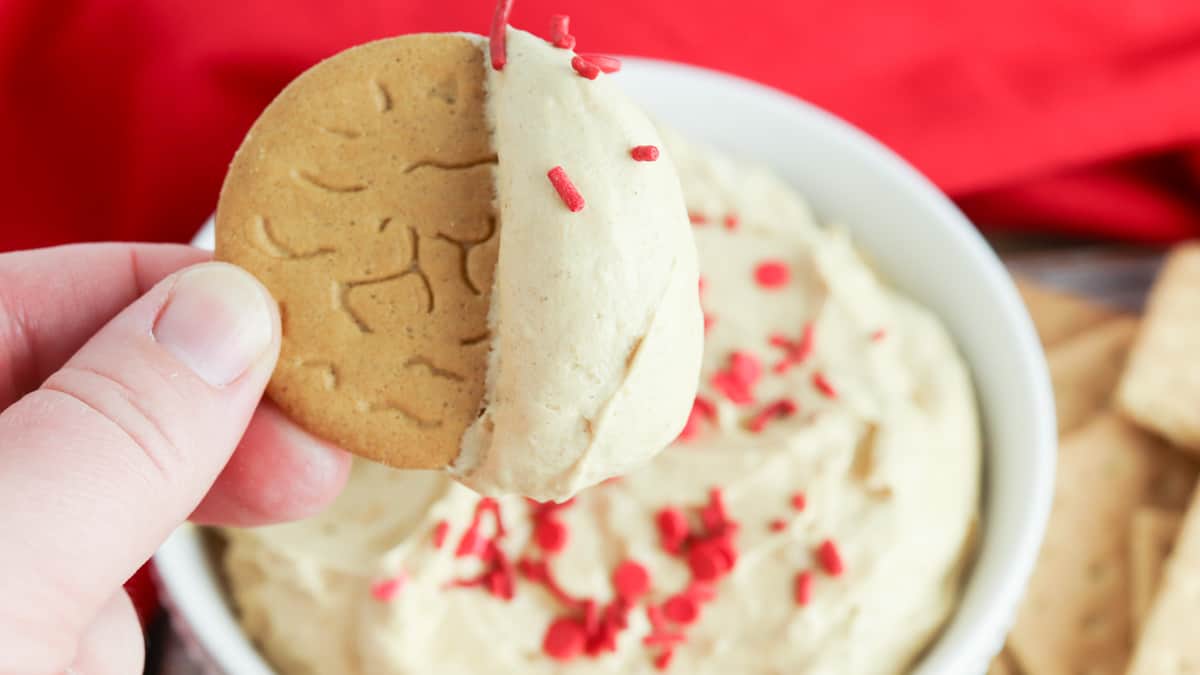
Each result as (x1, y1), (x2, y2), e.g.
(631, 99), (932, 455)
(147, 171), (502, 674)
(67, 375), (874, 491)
(455, 29), (703, 501)
(224, 129), (981, 675)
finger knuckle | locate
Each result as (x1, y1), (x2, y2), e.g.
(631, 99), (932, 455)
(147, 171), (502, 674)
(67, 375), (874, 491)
(40, 365), (188, 484)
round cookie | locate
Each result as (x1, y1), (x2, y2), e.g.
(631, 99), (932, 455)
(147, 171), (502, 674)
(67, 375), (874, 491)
(216, 34), (497, 469)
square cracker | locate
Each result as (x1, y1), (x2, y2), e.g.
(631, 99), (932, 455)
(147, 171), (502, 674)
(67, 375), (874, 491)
(1129, 507), (1183, 631)
(1118, 243), (1200, 455)
(1009, 413), (1194, 675)
(1049, 316), (1138, 436)
(1127, 486), (1200, 674)
(1017, 279), (1118, 348)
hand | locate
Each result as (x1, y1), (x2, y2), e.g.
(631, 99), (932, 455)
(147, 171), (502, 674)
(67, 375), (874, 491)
(0, 243), (352, 675)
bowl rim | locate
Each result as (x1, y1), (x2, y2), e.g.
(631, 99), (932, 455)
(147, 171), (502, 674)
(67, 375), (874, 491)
(157, 54), (1056, 675)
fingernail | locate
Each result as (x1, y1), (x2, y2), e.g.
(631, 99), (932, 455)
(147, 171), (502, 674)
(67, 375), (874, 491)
(154, 264), (274, 387)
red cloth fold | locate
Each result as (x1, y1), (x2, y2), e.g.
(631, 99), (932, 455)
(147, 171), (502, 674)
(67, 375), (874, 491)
(1, 0), (1199, 248)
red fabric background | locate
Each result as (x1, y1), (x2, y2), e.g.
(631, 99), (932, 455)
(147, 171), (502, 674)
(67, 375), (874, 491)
(2, 0), (1200, 251)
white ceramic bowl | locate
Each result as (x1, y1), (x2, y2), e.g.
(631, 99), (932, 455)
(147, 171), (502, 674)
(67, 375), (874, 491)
(157, 56), (1055, 675)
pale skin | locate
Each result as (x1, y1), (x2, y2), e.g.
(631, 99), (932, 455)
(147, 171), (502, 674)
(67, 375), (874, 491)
(0, 243), (353, 674)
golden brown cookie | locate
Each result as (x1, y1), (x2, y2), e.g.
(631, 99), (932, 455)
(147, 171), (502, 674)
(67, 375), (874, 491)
(216, 34), (498, 469)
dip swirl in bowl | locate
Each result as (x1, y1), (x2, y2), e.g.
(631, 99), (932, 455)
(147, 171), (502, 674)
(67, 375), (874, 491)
(221, 131), (980, 675)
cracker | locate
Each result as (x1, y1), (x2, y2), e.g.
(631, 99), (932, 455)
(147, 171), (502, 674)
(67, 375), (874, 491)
(1048, 316), (1138, 435)
(1129, 507), (1183, 631)
(1009, 413), (1189, 675)
(1118, 243), (1200, 455)
(216, 35), (497, 469)
(1127, 486), (1200, 674)
(1017, 279), (1118, 348)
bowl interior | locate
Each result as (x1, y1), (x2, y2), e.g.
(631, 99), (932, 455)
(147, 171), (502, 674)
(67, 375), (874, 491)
(160, 57), (1055, 675)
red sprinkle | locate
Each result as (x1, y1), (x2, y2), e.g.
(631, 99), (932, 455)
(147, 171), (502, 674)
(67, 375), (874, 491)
(686, 581), (717, 603)
(747, 398), (798, 433)
(688, 211), (708, 225)
(535, 517), (569, 554)
(607, 600), (632, 630)
(711, 351), (762, 405)
(588, 599), (632, 655)
(817, 539), (845, 576)
(548, 14), (574, 48)
(586, 616), (618, 655)
(703, 313), (716, 334)
(700, 487), (730, 534)
(630, 145), (661, 162)
(543, 616), (587, 661)
(770, 322), (815, 374)
(644, 631), (687, 647)
(518, 558), (578, 606)
(662, 594), (700, 624)
(723, 213), (739, 230)
(791, 492), (807, 511)
(712, 534), (738, 571)
(456, 497), (504, 557)
(711, 372), (750, 405)
(656, 507), (690, 553)
(445, 499), (514, 601)
(571, 55), (601, 79)
(455, 529), (484, 558)
(612, 559), (651, 600)
(871, 328), (887, 342)
(487, 565), (514, 599)
(370, 572), (407, 601)
(700, 505), (723, 534)
(646, 603), (668, 631)
(813, 371), (838, 399)
(582, 599), (600, 636)
(578, 53), (622, 73)
(446, 542), (515, 602)
(432, 520), (450, 549)
(655, 648), (676, 670)
(489, 543), (516, 599)
(547, 166), (586, 212)
(643, 602), (688, 666)
(769, 518), (789, 532)
(488, 0), (513, 70)
(794, 570), (814, 606)
(687, 542), (724, 581)
(446, 499), (511, 598)
(730, 351), (761, 384)
(754, 260), (791, 289)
